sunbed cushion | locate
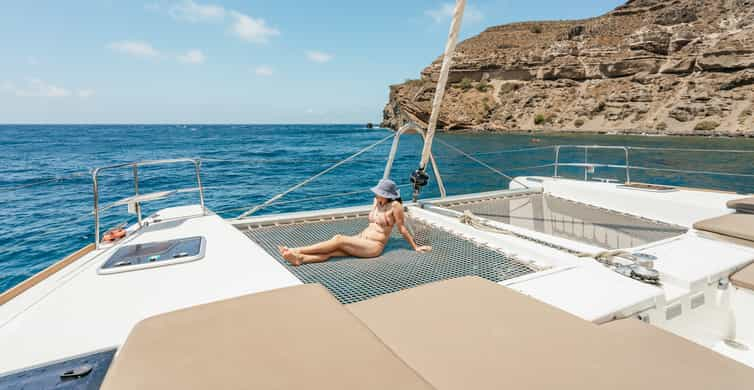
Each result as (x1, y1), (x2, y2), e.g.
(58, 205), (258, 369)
(348, 276), (754, 390)
(731, 263), (754, 291)
(693, 213), (754, 242)
(727, 196), (754, 214)
(101, 284), (434, 390)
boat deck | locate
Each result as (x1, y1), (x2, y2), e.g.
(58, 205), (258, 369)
(1, 178), (753, 376)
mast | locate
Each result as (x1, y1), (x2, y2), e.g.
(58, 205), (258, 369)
(411, 0), (466, 201)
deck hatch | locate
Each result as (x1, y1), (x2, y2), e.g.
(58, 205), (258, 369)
(99, 236), (206, 274)
(245, 217), (535, 304)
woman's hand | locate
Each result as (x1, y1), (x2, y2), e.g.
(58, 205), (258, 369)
(415, 245), (432, 253)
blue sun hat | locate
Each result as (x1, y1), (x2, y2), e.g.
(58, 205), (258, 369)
(371, 179), (401, 200)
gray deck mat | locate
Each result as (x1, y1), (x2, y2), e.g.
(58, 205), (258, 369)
(438, 194), (687, 249)
(244, 217), (535, 304)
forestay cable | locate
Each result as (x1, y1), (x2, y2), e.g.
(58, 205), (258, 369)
(419, 0), (466, 170)
(410, 0), (466, 201)
(235, 133), (394, 219)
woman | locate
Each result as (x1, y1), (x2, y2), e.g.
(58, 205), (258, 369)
(278, 179), (432, 266)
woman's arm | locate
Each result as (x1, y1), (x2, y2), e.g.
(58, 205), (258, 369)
(393, 203), (432, 253)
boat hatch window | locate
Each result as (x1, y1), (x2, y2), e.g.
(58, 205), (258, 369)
(99, 236), (206, 274)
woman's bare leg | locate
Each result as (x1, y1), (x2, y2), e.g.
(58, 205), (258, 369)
(290, 235), (344, 255)
(280, 235), (383, 266)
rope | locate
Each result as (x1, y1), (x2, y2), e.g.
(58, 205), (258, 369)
(436, 138), (530, 189)
(419, 0), (466, 170)
(215, 184), (412, 215)
(235, 133), (395, 219)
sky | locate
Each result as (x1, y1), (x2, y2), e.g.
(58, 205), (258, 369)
(0, 0), (625, 124)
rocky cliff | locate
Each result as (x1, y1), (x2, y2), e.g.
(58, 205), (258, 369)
(383, 0), (754, 135)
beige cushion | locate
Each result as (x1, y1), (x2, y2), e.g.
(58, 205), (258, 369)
(727, 196), (754, 213)
(693, 213), (754, 242)
(101, 284), (434, 390)
(732, 264), (754, 291)
(348, 276), (754, 390)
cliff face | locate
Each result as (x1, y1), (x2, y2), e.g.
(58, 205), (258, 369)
(383, 0), (754, 135)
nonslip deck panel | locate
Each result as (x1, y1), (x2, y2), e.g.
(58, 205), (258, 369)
(348, 276), (754, 390)
(244, 217), (535, 304)
(694, 213), (754, 242)
(100, 284), (434, 390)
(732, 263), (754, 291)
(727, 196), (754, 214)
(437, 193), (686, 249)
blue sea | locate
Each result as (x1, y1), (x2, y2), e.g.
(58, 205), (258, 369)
(2, 124), (754, 293)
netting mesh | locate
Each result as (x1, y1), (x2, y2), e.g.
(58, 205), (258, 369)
(439, 193), (686, 249)
(244, 217), (535, 304)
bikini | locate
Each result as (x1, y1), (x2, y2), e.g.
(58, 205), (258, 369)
(362, 202), (394, 243)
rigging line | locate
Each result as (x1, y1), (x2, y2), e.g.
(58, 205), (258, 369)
(235, 133), (395, 219)
(214, 184), (413, 215)
(627, 146), (754, 154)
(434, 145), (557, 157)
(419, 0), (466, 170)
(435, 138), (530, 189)
(201, 155), (390, 166)
(627, 165), (754, 178)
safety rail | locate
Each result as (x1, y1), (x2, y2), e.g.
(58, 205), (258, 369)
(92, 158), (205, 249)
(553, 145), (631, 182)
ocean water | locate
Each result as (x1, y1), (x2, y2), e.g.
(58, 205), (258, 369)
(1, 124), (754, 293)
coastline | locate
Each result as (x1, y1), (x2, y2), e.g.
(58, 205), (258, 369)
(420, 127), (754, 138)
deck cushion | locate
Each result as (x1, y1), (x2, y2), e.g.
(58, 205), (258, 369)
(731, 264), (754, 291)
(348, 276), (754, 390)
(693, 213), (754, 242)
(727, 196), (754, 214)
(101, 284), (434, 390)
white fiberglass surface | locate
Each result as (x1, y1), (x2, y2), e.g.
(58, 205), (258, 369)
(657, 287), (754, 367)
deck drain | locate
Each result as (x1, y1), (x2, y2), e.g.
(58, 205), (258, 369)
(723, 339), (750, 351)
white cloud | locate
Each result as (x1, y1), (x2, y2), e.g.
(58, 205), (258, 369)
(255, 65), (274, 76)
(2, 79), (94, 99)
(306, 51), (333, 63)
(425, 3), (484, 24)
(178, 49), (206, 64)
(169, 0), (225, 22)
(108, 41), (161, 58)
(78, 89), (96, 98)
(27, 56), (39, 65)
(230, 11), (279, 43)
(14, 78), (71, 97)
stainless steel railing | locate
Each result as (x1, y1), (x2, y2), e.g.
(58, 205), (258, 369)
(92, 158), (205, 248)
(553, 145), (631, 183)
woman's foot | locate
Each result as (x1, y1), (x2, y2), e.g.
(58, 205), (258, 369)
(280, 247), (303, 266)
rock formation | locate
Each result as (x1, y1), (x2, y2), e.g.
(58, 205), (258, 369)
(382, 0), (754, 136)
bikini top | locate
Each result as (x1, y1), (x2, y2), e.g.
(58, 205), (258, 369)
(368, 201), (395, 227)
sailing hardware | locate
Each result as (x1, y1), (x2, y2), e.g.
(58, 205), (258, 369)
(410, 168), (429, 202)
(59, 364), (93, 380)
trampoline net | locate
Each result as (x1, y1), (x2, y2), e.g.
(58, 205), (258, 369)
(244, 217), (535, 304)
(437, 193), (687, 249)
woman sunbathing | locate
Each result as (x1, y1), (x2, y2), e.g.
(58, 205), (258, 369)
(279, 179), (431, 266)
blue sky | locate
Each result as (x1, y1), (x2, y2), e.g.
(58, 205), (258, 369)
(0, 0), (624, 124)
